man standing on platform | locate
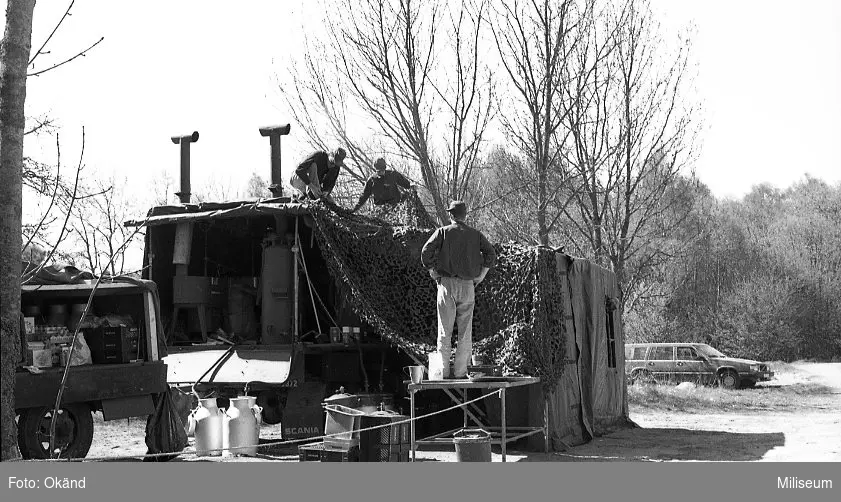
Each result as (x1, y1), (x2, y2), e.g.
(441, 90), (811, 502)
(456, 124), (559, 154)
(421, 201), (496, 379)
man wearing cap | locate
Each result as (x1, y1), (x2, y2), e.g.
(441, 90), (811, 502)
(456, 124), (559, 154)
(421, 201), (497, 379)
(351, 157), (414, 212)
(290, 147), (346, 202)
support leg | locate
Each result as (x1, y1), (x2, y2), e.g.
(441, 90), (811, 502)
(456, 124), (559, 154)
(544, 397), (549, 453)
(462, 389), (467, 428)
(501, 388), (507, 462)
(410, 389), (416, 462)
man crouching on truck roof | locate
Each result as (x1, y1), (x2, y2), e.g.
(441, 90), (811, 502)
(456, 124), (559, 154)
(290, 147), (346, 203)
(421, 201), (496, 379)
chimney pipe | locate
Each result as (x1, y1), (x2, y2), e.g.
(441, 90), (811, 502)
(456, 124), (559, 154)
(259, 124), (291, 197)
(171, 131), (200, 203)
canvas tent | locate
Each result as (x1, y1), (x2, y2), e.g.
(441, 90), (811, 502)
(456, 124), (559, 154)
(548, 255), (628, 446)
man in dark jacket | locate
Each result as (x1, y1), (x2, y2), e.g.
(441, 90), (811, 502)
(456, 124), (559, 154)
(290, 147), (346, 202)
(421, 201), (497, 379)
(351, 157), (413, 212)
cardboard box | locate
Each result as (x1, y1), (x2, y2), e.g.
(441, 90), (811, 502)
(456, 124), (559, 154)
(31, 349), (53, 368)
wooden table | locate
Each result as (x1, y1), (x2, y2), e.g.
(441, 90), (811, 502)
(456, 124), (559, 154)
(407, 377), (546, 462)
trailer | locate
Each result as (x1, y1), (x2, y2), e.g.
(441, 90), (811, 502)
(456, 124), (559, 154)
(16, 281), (168, 459)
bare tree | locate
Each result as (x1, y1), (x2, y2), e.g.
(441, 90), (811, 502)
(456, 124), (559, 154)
(280, 0), (496, 223)
(26, 0), (103, 78)
(1, 0), (36, 462)
(192, 173), (242, 203)
(150, 168), (176, 206)
(2, 0), (105, 460)
(69, 175), (144, 277)
(560, 0), (702, 308)
(490, 0), (594, 246)
(244, 171), (271, 199)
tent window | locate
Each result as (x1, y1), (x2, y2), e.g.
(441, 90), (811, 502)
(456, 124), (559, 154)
(605, 305), (617, 369)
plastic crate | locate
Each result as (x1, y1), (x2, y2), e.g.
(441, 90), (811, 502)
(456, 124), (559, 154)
(298, 442), (323, 462)
(297, 442), (359, 462)
(359, 412), (411, 462)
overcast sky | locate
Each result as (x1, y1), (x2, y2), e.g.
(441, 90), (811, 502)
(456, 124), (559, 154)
(10, 0), (841, 206)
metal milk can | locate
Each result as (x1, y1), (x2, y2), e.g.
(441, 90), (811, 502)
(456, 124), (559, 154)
(226, 396), (262, 457)
(192, 398), (226, 457)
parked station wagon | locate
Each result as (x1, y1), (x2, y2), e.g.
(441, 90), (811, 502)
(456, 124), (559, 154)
(624, 342), (774, 389)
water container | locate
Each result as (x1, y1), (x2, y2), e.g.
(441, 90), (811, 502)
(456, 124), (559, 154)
(453, 428), (492, 462)
(428, 352), (445, 381)
(261, 234), (294, 345)
(226, 396), (262, 457)
(192, 398), (225, 457)
(46, 304), (68, 328)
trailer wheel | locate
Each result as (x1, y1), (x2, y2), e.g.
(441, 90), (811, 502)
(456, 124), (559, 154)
(17, 404), (94, 459)
(257, 390), (284, 425)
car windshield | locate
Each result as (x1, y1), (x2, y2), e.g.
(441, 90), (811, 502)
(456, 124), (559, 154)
(695, 344), (726, 357)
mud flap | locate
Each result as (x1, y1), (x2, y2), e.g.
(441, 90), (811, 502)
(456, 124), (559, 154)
(282, 381), (327, 440)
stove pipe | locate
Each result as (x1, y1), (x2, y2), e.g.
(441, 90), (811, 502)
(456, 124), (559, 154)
(258, 124), (291, 197)
(171, 131), (200, 203)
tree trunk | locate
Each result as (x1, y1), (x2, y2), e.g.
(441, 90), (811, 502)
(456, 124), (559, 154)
(537, 155), (548, 246)
(1, 0), (36, 462)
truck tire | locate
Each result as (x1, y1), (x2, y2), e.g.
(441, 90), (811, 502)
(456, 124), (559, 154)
(17, 404), (94, 459)
(257, 390), (284, 425)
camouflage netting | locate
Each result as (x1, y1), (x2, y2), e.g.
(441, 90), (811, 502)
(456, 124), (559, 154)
(309, 195), (567, 390)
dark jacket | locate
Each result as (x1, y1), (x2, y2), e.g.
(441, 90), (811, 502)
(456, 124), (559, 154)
(355, 170), (412, 207)
(421, 221), (497, 280)
(295, 151), (340, 193)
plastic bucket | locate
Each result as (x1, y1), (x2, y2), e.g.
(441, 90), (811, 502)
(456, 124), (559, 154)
(323, 404), (365, 449)
(453, 428), (492, 462)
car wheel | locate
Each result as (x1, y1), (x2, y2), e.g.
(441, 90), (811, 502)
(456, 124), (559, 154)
(17, 404), (94, 459)
(631, 369), (654, 385)
(718, 370), (739, 389)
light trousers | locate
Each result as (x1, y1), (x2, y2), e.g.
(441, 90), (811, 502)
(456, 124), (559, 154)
(289, 173), (333, 203)
(436, 276), (475, 378)
(289, 173), (311, 197)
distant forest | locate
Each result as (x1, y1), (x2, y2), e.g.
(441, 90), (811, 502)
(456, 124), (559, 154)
(631, 176), (841, 362)
(476, 174), (841, 362)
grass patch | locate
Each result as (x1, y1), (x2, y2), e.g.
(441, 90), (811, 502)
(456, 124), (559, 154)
(628, 362), (838, 412)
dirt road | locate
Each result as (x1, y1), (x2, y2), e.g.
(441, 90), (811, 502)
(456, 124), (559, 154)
(517, 362), (841, 462)
(85, 362), (841, 462)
